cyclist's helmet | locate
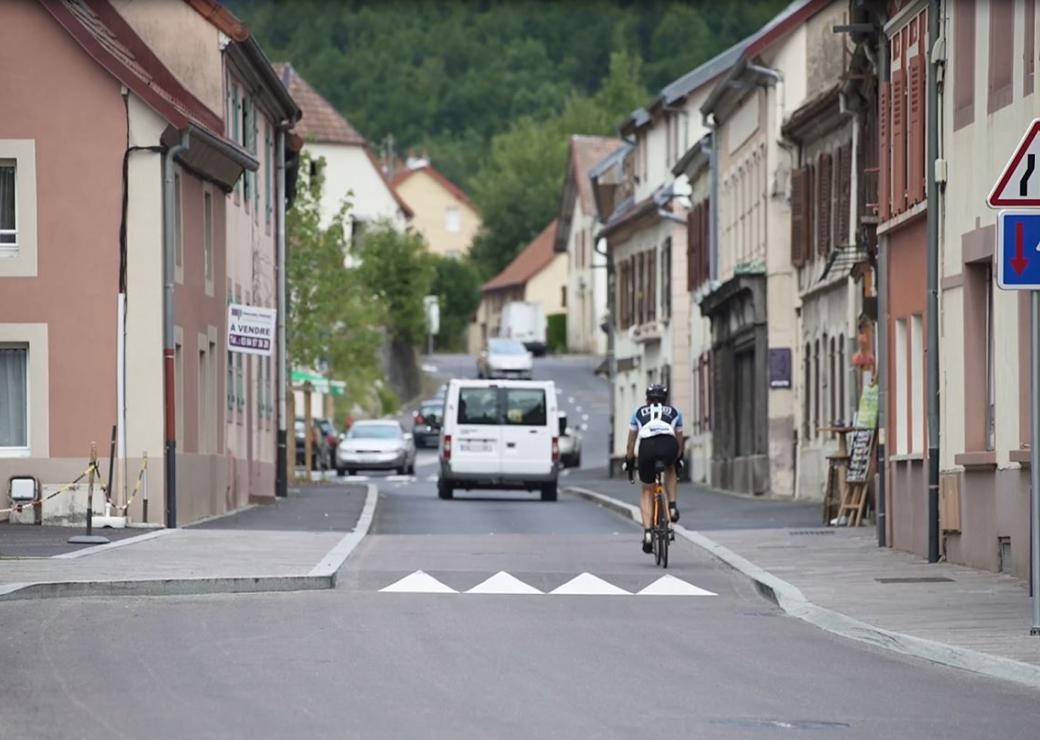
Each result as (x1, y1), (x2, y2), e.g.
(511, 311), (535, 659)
(645, 384), (668, 404)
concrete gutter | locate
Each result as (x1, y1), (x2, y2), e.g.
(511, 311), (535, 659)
(565, 485), (1040, 691)
(0, 485), (378, 601)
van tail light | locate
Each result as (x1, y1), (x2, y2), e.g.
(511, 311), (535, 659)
(443, 435), (452, 460)
(551, 437), (560, 464)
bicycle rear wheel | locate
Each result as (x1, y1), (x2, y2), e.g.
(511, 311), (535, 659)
(656, 493), (669, 568)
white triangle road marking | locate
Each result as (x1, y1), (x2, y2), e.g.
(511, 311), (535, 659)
(637, 575), (716, 596)
(550, 573), (630, 596)
(466, 571), (543, 595)
(379, 571), (457, 593)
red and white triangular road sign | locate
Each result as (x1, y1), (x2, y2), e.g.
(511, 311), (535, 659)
(989, 119), (1040, 208)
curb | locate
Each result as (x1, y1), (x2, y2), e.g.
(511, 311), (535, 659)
(564, 485), (1040, 691)
(52, 527), (177, 560)
(0, 484), (378, 602)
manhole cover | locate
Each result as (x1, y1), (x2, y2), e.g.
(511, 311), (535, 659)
(875, 576), (954, 584)
(711, 719), (850, 731)
(788, 529), (836, 536)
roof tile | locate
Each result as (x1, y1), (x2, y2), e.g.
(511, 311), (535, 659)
(482, 220), (558, 293)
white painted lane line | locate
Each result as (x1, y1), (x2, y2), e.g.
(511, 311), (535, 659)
(310, 484), (378, 578)
(343, 475), (370, 482)
(414, 456), (440, 468)
(637, 575), (716, 596)
(581, 414), (589, 421)
(466, 571), (542, 595)
(425, 474), (438, 482)
(380, 571), (457, 593)
(575, 405), (583, 413)
(550, 573), (629, 596)
(567, 396), (575, 404)
(385, 475), (414, 482)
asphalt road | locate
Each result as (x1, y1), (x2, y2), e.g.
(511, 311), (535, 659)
(2, 356), (1039, 738)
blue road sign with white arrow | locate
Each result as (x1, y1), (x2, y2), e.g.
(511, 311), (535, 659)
(997, 211), (1040, 290)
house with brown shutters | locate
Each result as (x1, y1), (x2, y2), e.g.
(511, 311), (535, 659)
(932, 0), (1038, 580)
(781, 2), (867, 501)
(671, 133), (714, 483)
(592, 36), (751, 473)
(697, 0), (837, 496)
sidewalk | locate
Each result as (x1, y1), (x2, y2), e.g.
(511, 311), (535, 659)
(567, 479), (1040, 689)
(0, 483), (375, 600)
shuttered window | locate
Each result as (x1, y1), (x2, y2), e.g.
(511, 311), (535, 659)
(816, 152), (832, 257)
(988, 0), (1014, 113)
(835, 142), (853, 247)
(647, 249), (657, 322)
(883, 7), (929, 218)
(791, 168), (807, 266)
(954, 0), (975, 130)
(1026, 0), (1036, 97)
(687, 200), (710, 290)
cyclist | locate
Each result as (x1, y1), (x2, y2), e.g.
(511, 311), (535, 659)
(624, 384), (684, 553)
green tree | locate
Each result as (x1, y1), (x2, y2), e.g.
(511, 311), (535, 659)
(469, 50), (648, 278)
(287, 152), (382, 392)
(354, 223), (436, 344)
(430, 256), (482, 351)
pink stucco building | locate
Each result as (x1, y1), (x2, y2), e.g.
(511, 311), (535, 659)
(0, 0), (299, 526)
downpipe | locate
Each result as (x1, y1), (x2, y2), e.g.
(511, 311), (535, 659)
(926, 0), (942, 563)
(275, 126), (289, 498)
(163, 131), (189, 528)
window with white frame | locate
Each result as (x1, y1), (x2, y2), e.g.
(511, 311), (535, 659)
(0, 161), (16, 257)
(894, 318), (908, 455)
(910, 314), (924, 453)
(0, 345), (28, 449)
(445, 206), (461, 233)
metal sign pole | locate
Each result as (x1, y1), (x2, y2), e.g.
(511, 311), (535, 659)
(1032, 291), (1040, 636)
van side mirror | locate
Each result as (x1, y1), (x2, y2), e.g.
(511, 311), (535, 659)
(558, 414), (568, 436)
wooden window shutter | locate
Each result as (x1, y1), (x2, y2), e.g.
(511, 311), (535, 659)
(879, 81), (891, 221)
(1026, 0), (1036, 97)
(702, 199), (711, 283)
(907, 16), (925, 205)
(817, 153), (833, 256)
(892, 30), (907, 215)
(647, 250), (657, 321)
(636, 253), (644, 326)
(837, 142), (853, 246)
(791, 167), (806, 266)
(687, 210), (698, 290)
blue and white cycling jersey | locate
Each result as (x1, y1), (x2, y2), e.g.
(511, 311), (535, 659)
(629, 403), (683, 440)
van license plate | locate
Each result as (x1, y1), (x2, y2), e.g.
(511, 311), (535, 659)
(461, 441), (491, 453)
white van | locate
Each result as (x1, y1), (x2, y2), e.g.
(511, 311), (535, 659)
(499, 301), (546, 356)
(438, 379), (559, 501)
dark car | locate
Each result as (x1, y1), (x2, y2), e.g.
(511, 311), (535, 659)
(412, 399), (444, 448)
(294, 418), (330, 470)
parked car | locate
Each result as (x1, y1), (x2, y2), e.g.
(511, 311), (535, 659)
(557, 412), (582, 468)
(412, 399), (445, 448)
(295, 418), (330, 470)
(336, 419), (416, 476)
(438, 379), (559, 501)
(477, 338), (533, 380)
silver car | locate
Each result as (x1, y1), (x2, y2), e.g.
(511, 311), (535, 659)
(336, 420), (416, 476)
(477, 338), (534, 380)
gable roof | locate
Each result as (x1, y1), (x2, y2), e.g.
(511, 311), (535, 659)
(390, 165), (478, 212)
(44, 0), (223, 135)
(482, 220), (559, 293)
(274, 63), (366, 146)
(570, 136), (623, 215)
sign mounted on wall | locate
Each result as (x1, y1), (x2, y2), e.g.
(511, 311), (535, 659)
(988, 118), (1040, 208)
(768, 348), (792, 389)
(227, 304), (277, 356)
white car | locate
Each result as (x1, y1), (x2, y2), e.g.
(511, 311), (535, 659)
(438, 379), (559, 501)
(336, 420), (416, 476)
(477, 338), (533, 380)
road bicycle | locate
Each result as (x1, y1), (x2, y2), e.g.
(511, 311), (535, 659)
(627, 459), (671, 568)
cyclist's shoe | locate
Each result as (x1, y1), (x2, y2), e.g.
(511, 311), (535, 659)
(669, 528), (675, 542)
(642, 530), (653, 554)
(669, 503), (680, 523)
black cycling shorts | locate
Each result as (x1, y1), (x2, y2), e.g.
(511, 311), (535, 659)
(637, 434), (679, 485)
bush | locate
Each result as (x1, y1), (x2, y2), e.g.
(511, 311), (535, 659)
(547, 313), (567, 354)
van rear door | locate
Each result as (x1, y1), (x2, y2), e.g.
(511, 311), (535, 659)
(451, 385), (502, 475)
(499, 384), (554, 477)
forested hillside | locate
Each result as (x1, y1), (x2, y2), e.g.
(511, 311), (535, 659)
(231, 0), (785, 275)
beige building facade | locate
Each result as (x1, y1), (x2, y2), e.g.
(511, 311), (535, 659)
(391, 164), (480, 258)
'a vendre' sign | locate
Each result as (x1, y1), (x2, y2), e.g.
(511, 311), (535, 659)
(227, 304), (276, 357)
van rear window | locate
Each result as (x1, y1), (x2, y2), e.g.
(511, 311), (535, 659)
(504, 389), (546, 426)
(457, 388), (499, 425)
